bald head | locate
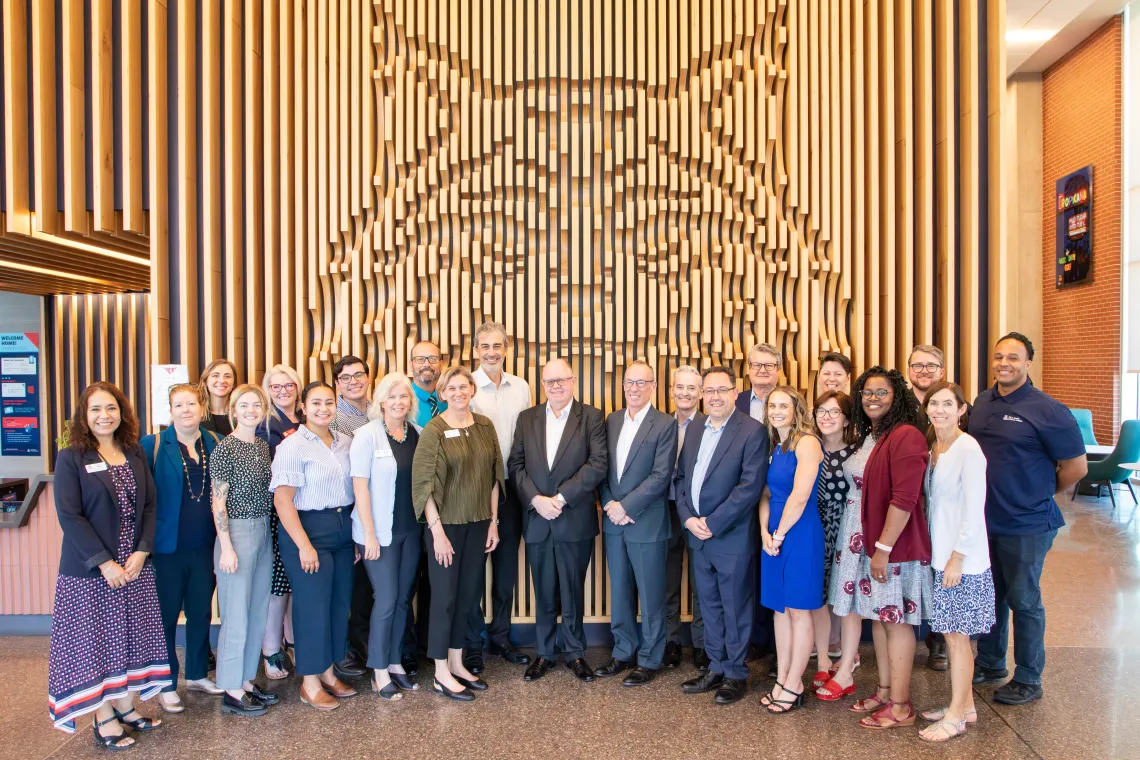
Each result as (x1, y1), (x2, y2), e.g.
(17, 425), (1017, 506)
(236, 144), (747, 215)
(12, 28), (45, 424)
(541, 358), (577, 412)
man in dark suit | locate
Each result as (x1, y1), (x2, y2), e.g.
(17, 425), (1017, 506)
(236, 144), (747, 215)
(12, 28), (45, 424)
(594, 361), (678, 686)
(675, 366), (769, 705)
(507, 358), (608, 683)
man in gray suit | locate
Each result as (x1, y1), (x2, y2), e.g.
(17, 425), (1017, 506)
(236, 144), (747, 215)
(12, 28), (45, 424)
(595, 361), (678, 686)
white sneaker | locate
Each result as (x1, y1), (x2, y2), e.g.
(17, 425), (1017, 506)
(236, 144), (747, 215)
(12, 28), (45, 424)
(187, 677), (224, 695)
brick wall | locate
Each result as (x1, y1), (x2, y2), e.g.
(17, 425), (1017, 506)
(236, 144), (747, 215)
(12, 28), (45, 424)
(1041, 16), (1122, 444)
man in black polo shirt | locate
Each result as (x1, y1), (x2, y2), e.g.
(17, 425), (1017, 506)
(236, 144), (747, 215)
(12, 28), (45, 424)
(968, 332), (1088, 705)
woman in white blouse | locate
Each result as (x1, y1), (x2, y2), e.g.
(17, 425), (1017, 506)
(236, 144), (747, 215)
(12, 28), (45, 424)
(919, 381), (995, 743)
(348, 373), (422, 700)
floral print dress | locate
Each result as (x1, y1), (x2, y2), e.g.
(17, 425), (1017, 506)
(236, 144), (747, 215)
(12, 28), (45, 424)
(827, 436), (933, 625)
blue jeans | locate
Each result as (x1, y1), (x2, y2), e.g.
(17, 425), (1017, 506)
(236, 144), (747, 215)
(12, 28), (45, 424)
(976, 529), (1057, 686)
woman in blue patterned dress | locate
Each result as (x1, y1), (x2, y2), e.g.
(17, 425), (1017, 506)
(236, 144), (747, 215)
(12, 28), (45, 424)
(48, 382), (171, 749)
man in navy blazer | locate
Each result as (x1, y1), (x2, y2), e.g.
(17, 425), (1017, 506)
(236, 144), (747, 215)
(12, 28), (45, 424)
(675, 365), (769, 705)
(508, 358), (608, 683)
(595, 361), (678, 686)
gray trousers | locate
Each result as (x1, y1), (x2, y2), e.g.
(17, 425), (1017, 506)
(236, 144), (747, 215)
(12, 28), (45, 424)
(665, 504), (704, 647)
(606, 532), (668, 669)
(214, 517), (273, 690)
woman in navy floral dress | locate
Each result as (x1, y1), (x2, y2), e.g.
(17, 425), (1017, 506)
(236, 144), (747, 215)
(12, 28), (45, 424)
(49, 382), (171, 749)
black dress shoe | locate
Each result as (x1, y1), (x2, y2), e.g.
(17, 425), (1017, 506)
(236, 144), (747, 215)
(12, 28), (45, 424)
(662, 642), (681, 669)
(390, 672), (419, 691)
(222, 692), (267, 717)
(334, 651), (367, 678)
(594, 658), (631, 678)
(681, 671), (725, 694)
(972, 665), (1009, 685)
(431, 680), (475, 702)
(524, 657), (556, 682)
(692, 648), (711, 672)
(246, 684), (280, 706)
(623, 666), (658, 687)
(928, 641), (949, 672)
(993, 680), (1043, 705)
(462, 650), (485, 675)
(456, 675), (489, 691)
(714, 677), (748, 705)
(487, 640), (531, 665)
(566, 657), (596, 682)
(401, 653), (420, 676)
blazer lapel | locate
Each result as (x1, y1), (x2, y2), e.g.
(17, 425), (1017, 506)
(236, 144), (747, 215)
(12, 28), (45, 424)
(700, 413), (745, 485)
(551, 400), (581, 471)
(534, 404), (550, 472)
(620, 407), (657, 479)
(608, 413), (624, 479)
(84, 450), (118, 505)
(128, 449), (149, 514)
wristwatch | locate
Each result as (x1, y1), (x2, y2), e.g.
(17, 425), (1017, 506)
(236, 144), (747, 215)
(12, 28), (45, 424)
(491, 518), (500, 525)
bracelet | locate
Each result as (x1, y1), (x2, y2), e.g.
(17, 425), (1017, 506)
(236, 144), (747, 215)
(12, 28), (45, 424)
(772, 533), (785, 542)
(874, 541), (893, 553)
(428, 517), (440, 529)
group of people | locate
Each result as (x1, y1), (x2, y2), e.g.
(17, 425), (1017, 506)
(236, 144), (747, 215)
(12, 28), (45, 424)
(46, 323), (1088, 749)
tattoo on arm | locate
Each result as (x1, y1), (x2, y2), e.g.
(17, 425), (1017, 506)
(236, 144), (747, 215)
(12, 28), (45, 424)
(212, 481), (230, 534)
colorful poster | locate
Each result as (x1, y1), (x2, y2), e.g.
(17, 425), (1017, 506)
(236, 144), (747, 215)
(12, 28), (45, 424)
(0, 332), (41, 456)
(1055, 166), (1093, 288)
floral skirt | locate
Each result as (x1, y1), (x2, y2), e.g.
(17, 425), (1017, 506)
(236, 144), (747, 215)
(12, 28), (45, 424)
(827, 495), (932, 625)
(931, 568), (997, 636)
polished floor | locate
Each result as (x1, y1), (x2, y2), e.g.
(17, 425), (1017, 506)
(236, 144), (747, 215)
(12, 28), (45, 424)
(6, 488), (1140, 760)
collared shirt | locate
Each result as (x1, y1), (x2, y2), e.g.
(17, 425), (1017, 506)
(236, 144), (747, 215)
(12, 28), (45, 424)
(968, 380), (1084, 535)
(469, 367), (532, 479)
(546, 402), (572, 470)
(669, 410), (698, 499)
(412, 383), (447, 428)
(330, 396), (371, 438)
(691, 410), (734, 514)
(748, 390), (767, 423)
(268, 424), (354, 510)
(615, 403), (653, 481)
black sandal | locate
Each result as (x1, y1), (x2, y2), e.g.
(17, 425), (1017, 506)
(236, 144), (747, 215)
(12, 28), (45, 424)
(760, 680), (785, 707)
(112, 708), (161, 733)
(93, 715), (135, 752)
(372, 676), (403, 701)
(766, 687), (806, 715)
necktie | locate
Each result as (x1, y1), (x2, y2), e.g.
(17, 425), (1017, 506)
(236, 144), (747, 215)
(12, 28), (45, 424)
(427, 394), (439, 418)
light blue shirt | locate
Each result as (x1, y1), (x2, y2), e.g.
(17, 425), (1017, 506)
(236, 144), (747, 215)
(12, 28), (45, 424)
(748, 391), (766, 423)
(690, 410), (734, 515)
(412, 383), (447, 428)
(268, 424), (354, 510)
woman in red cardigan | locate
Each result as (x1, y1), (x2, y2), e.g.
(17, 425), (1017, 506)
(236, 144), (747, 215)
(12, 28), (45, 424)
(841, 367), (933, 730)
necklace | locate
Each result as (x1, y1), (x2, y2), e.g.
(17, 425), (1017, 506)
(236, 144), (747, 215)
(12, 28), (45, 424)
(178, 438), (209, 501)
(382, 416), (408, 442)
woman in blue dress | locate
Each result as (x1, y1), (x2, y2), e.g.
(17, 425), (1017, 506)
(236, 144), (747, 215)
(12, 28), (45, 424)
(759, 386), (826, 715)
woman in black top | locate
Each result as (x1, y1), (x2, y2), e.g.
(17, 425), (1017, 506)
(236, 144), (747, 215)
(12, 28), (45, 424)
(199, 359), (238, 436)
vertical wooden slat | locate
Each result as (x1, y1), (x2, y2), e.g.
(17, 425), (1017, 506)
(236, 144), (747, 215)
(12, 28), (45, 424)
(30, 0), (57, 234)
(148, 0), (171, 372)
(3, 0), (31, 235)
(202, 0), (223, 361)
(61, 0), (87, 234)
(121, 0), (145, 233)
(91, 0), (115, 232)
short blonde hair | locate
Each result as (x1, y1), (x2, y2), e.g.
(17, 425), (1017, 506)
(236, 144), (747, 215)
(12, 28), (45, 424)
(262, 364), (303, 418)
(749, 343), (783, 368)
(228, 384), (271, 436)
(368, 372), (420, 422)
(437, 365), (476, 397)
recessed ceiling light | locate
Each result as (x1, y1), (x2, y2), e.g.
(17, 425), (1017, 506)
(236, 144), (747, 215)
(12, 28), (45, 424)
(1005, 29), (1057, 44)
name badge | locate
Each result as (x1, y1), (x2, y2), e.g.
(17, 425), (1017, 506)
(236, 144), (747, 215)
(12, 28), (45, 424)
(86, 462), (109, 473)
(444, 429), (461, 439)
(375, 449), (394, 458)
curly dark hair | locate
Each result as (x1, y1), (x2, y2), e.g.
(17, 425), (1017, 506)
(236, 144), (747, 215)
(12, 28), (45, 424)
(68, 381), (141, 452)
(849, 366), (919, 441)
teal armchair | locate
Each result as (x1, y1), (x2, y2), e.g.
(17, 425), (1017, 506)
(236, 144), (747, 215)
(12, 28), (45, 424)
(1071, 408), (1099, 447)
(1079, 420), (1140, 508)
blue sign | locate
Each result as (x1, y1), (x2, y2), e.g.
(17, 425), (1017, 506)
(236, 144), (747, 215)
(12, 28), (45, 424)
(0, 332), (42, 456)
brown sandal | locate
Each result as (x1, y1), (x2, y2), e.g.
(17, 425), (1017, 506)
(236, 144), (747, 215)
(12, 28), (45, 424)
(858, 699), (916, 729)
(849, 685), (890, 713)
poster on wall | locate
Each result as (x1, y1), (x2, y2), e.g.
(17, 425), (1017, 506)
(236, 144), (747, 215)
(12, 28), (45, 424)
(0, 332), (42, 456)
(1055, 165), (1093, 288)
(151, 364), (190, 427)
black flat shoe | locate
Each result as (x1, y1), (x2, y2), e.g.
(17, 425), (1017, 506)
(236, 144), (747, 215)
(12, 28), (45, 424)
(487, 640), (531, 665)
(456, 675), (489, 691)
(462, 650), (485, 675)
(594, 658), (630, 678)
(972, 666), (1009, 685)
(401, 653), (420, 676)
(432, 680), (476, 702)
(524, 657), (556, 682)
(245, 684), (280, 706)
(93, 715), (135, 752)
(714, 678), (748, 705)
(623, 666), (658, 687)
(692, 647), (711, 672)
(390, 672), (419, 691)
(682, 671), (725, 694)
(993, 680), (1043, 705)
(662, 642), (682, 669)
(566, 657), (596, 682)
(111, 708), (161, 732)
(334, 652), (367, 678)
(221, 693), (268, 717)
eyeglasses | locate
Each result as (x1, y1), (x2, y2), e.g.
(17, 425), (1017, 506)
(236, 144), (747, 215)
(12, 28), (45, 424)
(268, 382), (298, 393)
(815, 408), (844, 419)
(703, 386), (736, 397)
(542, 377), (575, 388)
(909, 362), (943, 373)
(749, 362), (779, 372)
(623, 379), (656, 389)
(337, 371), (368, 383)
(860, 389), (891, 400)
(410, 356), (441, 366)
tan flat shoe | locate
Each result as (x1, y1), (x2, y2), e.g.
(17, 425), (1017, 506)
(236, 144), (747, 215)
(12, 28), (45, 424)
(320, 676), (358, 698)
(300, 683), (340, 711)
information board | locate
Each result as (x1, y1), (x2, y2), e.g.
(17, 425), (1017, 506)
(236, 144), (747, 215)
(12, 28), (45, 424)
(0, 332), (42, 456)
